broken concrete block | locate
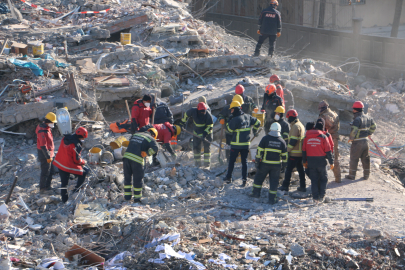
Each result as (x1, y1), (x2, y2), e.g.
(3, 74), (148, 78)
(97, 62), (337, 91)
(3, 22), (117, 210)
(385, 103), (400, 114)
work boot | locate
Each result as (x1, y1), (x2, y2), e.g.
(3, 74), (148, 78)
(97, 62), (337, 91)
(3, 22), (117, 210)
(278, 186), (289, 192)
(362, 175), (369, 180)
(133, 197), (141, 203)
(345, 175), (355, 180)
(335, 177), (341, 183)
(223, 176), (232, 184)
(253, 52), (260, 57)
(194, 160), (201, 167)
(268, 194), (279, 205)
(249, 186), (261, 198)
(296, 186), (306, 192)
(241, 179), (247, 187)
(39, 189), (53, 195)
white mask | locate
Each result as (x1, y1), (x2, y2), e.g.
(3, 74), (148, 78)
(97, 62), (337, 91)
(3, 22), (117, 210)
(274, 114), (280, 121)
(80, 139), (85, 143)
(145, 102), (150, 107)
(48, 123), (54, 128)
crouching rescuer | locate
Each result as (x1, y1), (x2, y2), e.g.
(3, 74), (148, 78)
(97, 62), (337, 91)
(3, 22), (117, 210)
(123, 127), (159, 202)
(251, 123), (287, 204)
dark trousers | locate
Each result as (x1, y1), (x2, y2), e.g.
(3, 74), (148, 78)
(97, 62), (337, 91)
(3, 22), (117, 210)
(226, 148), (249, 180)
(193, 134), (212, 166)
(225, 133), (232, 161)
(253, 163), (281, 194)
(38, 149), (53, 190)
(123, 158), (144, 201)
(308, 166), (328, 200)
(282, 156), (306, 189)
(59, 168), (88, 203)
(349, 140), (370, 178)
(254, 34), (277, 56)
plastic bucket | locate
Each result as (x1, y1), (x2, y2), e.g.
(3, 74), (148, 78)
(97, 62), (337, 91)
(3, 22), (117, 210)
(33, 44), (44, 56)
(89, 146), (102, 164)
(120, 33), (131, 45)
(122, 141), (129, 148)
(114, 147), (124, 159)
(110, 136), (128, 150)
(101, 151), (114, 164)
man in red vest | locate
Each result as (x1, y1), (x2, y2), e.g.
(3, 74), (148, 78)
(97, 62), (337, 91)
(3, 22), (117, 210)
(131, 94), (153, 133)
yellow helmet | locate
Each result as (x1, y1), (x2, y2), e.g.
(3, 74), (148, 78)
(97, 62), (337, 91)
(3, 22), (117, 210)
(275, 106), (285, 113)
(232, 94), (244, 105)
(45, 112), (57, 123)
(230, 101), (241, 109)
(174, 125), (181, 136)
(148, 127), (158, 139)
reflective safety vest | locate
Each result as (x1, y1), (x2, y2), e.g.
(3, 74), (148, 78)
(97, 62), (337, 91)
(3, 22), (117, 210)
(123, 132), (159, 165)
(349, 112), (377, 141)
(227, 113), (261, 149)
(181, 108), (213, 137)
(256, 135), (287, 165)
(287, 119), (305, 157)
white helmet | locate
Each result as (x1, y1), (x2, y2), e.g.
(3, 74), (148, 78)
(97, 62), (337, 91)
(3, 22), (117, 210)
(269, 122), (281, 137)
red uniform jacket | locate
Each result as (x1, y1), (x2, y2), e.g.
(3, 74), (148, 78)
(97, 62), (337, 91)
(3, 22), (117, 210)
(302, 129), (333, 167)
(54, 134), (85, 175)
(36, 123), (54, 158)
(131, 99), (152, 131)
(276, 84), (285, 103)
(324, 131), (334, 153)
(154, 122), (175, 144)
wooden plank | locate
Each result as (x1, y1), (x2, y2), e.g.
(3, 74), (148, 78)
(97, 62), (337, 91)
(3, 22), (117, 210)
(107, 15), (148, 34)
(0, 38), (8, 56)
(69, 40), (100, 54)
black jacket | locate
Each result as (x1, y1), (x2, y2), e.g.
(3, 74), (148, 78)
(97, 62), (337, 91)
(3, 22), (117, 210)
(261, 93), (284, 121)
(256, 135), (287, 165)
(349, 112), (377, 141)
(258, 6), (282, 35)
(241, 95), (257, 115)
(218, 105), (232, 134)
(227, 111), (261, 149)
(123, 132), (159, 165)
(181, 108), (213, 137)
(277, 118), (290, 142)
(154, 102), (174, 125)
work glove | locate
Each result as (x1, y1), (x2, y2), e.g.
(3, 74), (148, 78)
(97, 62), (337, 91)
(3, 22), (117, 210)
(253, 132), (258, 138)
(281, 163), (286, 173)
(257, 30), (261, 35)
(277, 32), (281, 38)
(220, 119), (225, 125)
(348, 139), (353, 143)
(255, 159), (261, 169)
(330, 164), (334, 170)
(202, 131), (208, 139)
(303, 162), (308, 169)
(47, 158), (52, 164)
(141, 151), (148, 158)
(253, 108), (259, 113)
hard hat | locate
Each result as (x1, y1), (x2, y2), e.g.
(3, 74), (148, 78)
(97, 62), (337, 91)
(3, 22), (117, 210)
(197, 102), (208, 111)
(318, 100), (329, 110)
(76, 127), (88, 138)
(274, 106), (285, 113)
(270, 0), (278, 6)
(174, 125), (181, 136)
(286, 109), (298, 118)
(230, 101), (241, 109)
(235, 84), (245, 95)
(352, 101), (364, 109)
(270, 122), (281, 132)
(45, 112), (57, 123)
(265, 84), (276, 94)
(148, 127), (158, 139)
(232, 94), (244, 105)
(269, 74), (280, 83)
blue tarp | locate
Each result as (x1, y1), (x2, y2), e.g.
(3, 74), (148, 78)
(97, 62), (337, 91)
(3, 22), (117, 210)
(8, 58), (44, 76)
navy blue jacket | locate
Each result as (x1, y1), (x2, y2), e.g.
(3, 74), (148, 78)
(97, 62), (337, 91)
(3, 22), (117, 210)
(258, 6), (282, 35)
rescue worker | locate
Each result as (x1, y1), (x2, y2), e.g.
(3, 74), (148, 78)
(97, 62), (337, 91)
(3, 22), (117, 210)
(152, 122), (181, 165)
(274, 106), (289, 142)
(302, 118), (334, 203)
(235, 84), (258, 114)
(253, 0), (281, 57)
(318, 100), (341, 182)
(154, 98), (174, 125)
(223, 101), (261, 186)
(198, 96), (211, 113)
(54, 127), (89, 203)
(269, 75), (284, 103)
(131, 94), (153, 133)
(279, 80), (294, 110)
(279, 109), (306, 192)
(180, 102), (213, 167)
(123, 127), (159, 202)
(251, 123), (287, 204)
(346, 101), (377, 180)
(261, 84), (284, 134)
(219, 95), (245, 161)
(36, 112), (57, 194)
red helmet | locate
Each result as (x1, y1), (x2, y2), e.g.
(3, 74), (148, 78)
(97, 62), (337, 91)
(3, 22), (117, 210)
(270, 0), (278, 5)
(269, 75), (280, 83)
(286, 109), (298, 118)
(76, 127), (88, 139)
(197, 102), (208, 111)
(352, 101), (364, 109)
(235, 84), (245, 95)
(265, 84), (276, 94)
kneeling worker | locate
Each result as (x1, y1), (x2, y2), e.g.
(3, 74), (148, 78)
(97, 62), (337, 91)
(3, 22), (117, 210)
(123, 127), (159, 202)
(251, 123), (287, 204)
(152, 122), (181, 165)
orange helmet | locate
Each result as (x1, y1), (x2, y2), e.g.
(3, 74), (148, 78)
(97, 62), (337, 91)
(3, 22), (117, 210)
(265, 84), (276, 94)
(270, 0), (279, 6)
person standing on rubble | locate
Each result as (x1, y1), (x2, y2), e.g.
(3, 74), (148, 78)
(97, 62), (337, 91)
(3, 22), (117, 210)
(131, 94), (153, 133)
(223, 101), (261, 186)
(152, 123), (181, 165)
(274, 106), (289, 142)
(123, 127), (159, 203)
(318, 100), (341, 182)
(153, 98), (174, 125)
(261, 84), (284, 134)
(346, 101), (377, 180)
(253, 0), (281, 57)
(235, 84), (258, 114)
(180, 102), (214, 168)
(251, 122), (287, 204)
(302, 118), (334, 203)
(269, 75), (284, 103)
(219, 94), (245, 161)
(36, 112), (57, 194)
(198, 96), (211, 113)
(279, 109), (306, 192)
(54, 127), (89, 203)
